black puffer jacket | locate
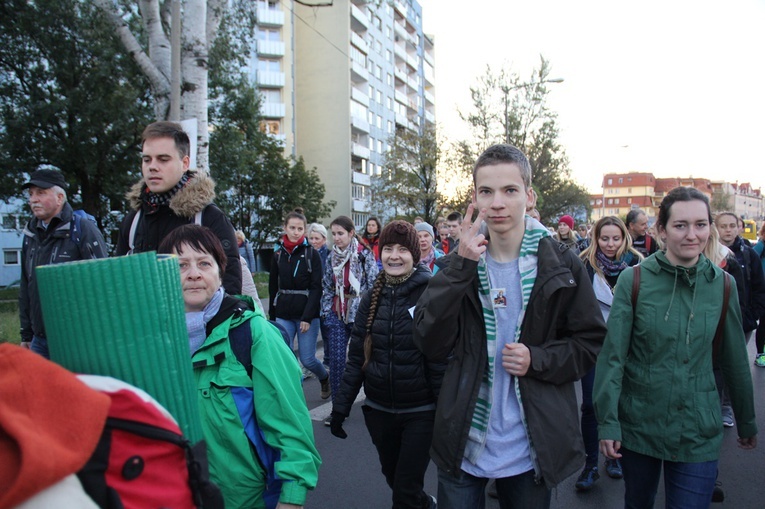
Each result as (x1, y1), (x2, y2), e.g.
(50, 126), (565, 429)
(268, 240), (323, 322)
(333, 266), (445, 417)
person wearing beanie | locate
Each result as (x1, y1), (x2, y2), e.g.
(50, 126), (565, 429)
(415, 222), (444, 275)
(555, 214), (580, 254)
(330, 220), (444, 509)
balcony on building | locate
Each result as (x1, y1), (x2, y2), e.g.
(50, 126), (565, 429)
(350, 31), (368, 55)
(405, 53), (419, 72)
(423, 46), (435, 67)
(395, 111), (408, 127)
(352, 198), (371, 213)
(352, 142), (371, 160)
(351, 59), (369, 83)
(351, 114), (370, 134)
(257, 5), (284, 27)
(351, 87), (369, 107)
(394, 42), (407, 62)
(257, 40), (285, 57)
(352, 171), (372, 187)
(425, 110), (435, 124)
(424, 89), (435, 106)
(257, 70), (285, 88)
(393, 0), (408, 18)
(394, 20), (407, 41)
(406, 74), (418, 92)
(394, 89), (407, 105)
(350, 3), (369, 32)
(394, 66), (408, 83)
(261, 102), (285, 118)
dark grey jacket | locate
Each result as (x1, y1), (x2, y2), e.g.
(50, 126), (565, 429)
(414, 237), (606, 488)
(20, 202), (108, 340)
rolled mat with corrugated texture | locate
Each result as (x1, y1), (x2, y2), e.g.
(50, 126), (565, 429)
(36, 252), (203, 442)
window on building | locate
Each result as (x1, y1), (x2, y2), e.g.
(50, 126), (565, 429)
(607, 199), (613, 205)
(3, 249), (19, 266)
(368, 163), (375, 175)
(386, 49), (392, 63)
(607, 178), (613, 185)
(628, 198), (632, 204)
(387, 96), (393, 109)
(350, 45), (366, 67)
(352, 184), (366, 199)
(387, 73), (393, 86)
(257, 59), (280, 72)
(388, 120), (393, 133)
(353, 213), (367, 229)
(260, 89), (281, 103)
(615, 198), (620, 204)
(257, 28), (280, 41)
(369, 85), (375, 102)
(259, 120), (281, 135)
(2, 214), (15, 229)
(618, 178), (623, 184)
(378, 140), (384, 153)
(377, 115), (383, 129)
(369, 136), (374, 149)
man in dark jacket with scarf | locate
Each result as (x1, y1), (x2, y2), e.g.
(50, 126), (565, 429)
(19, 169), (108, 358)
(414, 144), (606, 508)
(115, 121), (241, 294)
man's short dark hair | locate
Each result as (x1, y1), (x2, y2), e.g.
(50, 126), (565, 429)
(625, 209), (646, 227)
(446, 211), (463, 223)
(142, 121), (190, 159)
(473, 144), (532, 189)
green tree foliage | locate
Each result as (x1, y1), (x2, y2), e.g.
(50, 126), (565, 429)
(209, 76), (334, 251)
(372, 124), (441, 224)
(460, 57), (591, 224)
(0, 0), (153, 230)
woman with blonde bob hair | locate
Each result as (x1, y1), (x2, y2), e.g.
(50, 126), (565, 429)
(573, 216), (642, 492)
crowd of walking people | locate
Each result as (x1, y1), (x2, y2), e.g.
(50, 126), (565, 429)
(9, 121), (763, 509)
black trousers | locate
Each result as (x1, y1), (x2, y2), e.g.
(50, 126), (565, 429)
(362, 405), (435, 509)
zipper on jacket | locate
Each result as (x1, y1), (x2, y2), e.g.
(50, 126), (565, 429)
(388, 286), (396, 409)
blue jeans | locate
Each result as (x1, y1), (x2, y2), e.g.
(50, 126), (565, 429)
(275, 318), (328, 381)
(437, 468), (550, 509)
(621, 447), (717, 509)
(30, 335), (50, 359)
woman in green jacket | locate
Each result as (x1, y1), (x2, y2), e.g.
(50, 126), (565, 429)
(160, 224), (320, 509)
(593, 186), (757, 509)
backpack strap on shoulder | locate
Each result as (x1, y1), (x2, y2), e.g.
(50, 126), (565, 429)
(631, 265), (641, 314)
(128, 210), (142, 254)
(712, 273), (732, 363)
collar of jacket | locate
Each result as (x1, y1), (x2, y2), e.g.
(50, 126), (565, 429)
(642, 250), (718, 284)
(193, 295), (260, 365)
(126, 170), (215, 218)
(23, 202), (74, 239)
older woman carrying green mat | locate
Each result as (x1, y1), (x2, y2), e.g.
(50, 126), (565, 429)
(159, 224), (320, 509)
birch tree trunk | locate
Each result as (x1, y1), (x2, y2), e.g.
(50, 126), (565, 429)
(95, 0), (228, 171)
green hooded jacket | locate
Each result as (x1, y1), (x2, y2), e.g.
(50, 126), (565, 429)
(594, 252), (757, 463)
(192, 296), (321, 508)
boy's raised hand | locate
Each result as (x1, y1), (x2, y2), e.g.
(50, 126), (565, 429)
(457, 203), (488, 261)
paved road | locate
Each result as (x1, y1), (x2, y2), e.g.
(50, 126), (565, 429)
(297, 339), (765, 508)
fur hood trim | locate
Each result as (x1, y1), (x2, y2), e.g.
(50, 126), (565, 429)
(125, 170), (216, 218)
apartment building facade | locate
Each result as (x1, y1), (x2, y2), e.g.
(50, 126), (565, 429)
(590, 171), (763, 224)
(246, 0), (295, 156)
(293, 0), (435, 228)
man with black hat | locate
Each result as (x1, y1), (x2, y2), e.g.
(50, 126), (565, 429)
(19, 169), (108, 358)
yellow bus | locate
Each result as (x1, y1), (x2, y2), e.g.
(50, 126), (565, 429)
(742, 219), (758, 242)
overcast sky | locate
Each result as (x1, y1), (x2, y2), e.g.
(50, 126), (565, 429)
(417, 0), (765, 194)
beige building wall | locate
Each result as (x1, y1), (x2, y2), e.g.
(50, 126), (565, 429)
(294, 1), (354, 220)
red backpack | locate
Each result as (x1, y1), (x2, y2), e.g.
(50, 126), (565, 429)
(75, 376), (223, 509)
